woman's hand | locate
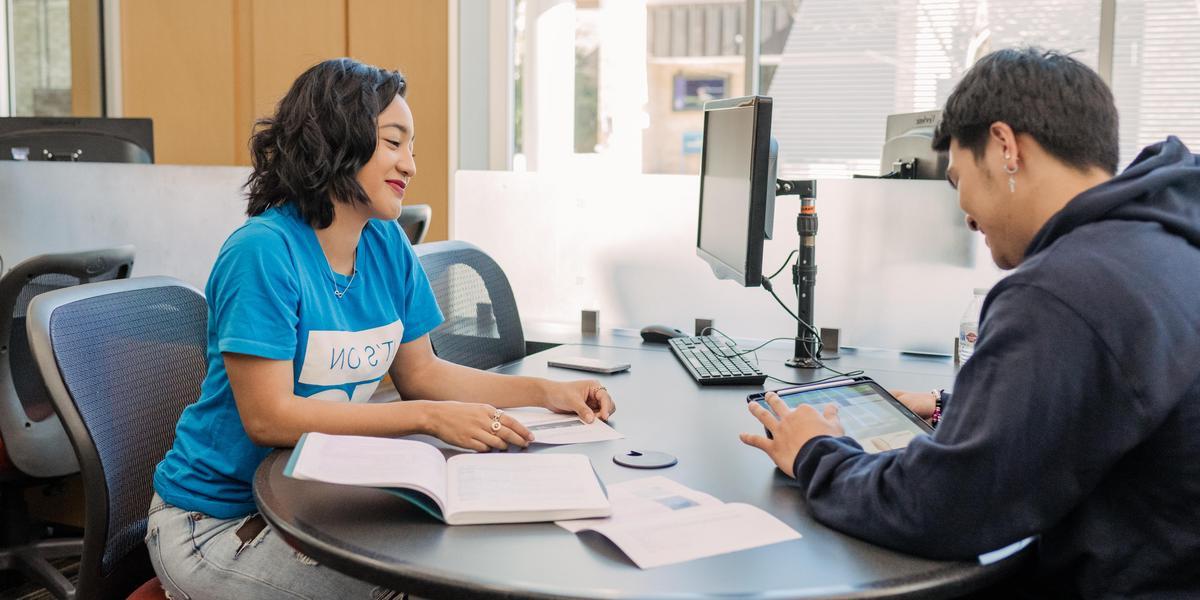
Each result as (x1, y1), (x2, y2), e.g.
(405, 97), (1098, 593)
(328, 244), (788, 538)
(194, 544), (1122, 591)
(541, 380), (616, 423)
(421, 401), (534, 452)
(890, 389), (936, 420)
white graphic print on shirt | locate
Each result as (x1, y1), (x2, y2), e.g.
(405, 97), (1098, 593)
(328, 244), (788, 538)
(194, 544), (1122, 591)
(298, 320), (405, 402)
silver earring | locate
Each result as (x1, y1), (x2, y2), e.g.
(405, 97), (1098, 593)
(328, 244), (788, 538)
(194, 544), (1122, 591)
(1003, 163), (1018, 193)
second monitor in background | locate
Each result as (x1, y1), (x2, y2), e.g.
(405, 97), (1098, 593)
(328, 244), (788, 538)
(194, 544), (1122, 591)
(0, 117), (154, 164)
(878, 110), (947, 180)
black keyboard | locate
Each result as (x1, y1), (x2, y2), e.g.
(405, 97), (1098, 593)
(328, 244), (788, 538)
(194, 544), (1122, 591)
(667, 336), (767, 386)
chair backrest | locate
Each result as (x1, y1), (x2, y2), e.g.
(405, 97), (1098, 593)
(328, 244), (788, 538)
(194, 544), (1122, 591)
(26, 276), (207, 599)
(398, 204), (432, 245)
(0, 246), (135, 478)
(414, 241), (525, 370)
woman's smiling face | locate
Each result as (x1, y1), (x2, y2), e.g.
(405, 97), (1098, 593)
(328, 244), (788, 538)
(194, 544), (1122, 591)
(355, 94), (417, 221)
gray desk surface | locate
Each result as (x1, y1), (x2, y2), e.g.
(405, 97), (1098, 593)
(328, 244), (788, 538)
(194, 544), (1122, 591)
(255, 344), (1027, 599)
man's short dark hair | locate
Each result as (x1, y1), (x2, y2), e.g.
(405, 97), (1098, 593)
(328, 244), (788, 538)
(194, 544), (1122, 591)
(246, 58), (407, 228)
(933, 47), (1119, 174)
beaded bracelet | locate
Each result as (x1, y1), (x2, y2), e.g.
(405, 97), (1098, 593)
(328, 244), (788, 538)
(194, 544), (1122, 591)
(929, 389), (944, 428)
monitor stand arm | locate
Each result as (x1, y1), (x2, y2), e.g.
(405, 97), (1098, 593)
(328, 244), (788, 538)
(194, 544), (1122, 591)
(775, 179), (821, 368)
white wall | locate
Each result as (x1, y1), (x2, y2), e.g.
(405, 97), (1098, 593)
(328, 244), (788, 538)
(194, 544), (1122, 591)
(1, 162), (250, 290)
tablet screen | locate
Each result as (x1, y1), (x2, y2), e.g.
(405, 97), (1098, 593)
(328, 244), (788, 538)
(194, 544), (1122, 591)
(762, 382), (931, 453)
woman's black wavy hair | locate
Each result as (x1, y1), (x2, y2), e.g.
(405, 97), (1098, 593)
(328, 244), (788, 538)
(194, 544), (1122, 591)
(245, 58), (407, 228)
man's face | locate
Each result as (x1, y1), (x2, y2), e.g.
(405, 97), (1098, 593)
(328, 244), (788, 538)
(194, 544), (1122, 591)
(946, 139), (1024, 270)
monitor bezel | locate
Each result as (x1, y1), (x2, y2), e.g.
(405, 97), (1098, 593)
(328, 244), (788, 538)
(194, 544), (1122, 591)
(696, 95), (773, 288)
(0, 117), (155, 163)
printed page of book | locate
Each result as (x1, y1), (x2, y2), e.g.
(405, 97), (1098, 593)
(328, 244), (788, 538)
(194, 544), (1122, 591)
(444, 453), (610, 524)
(507, 408), (624, 445)
(556, 476), (800, 568)
(286, 433), (448, 513)
(556, 476), (721, 533)
(582, 502), (801, 569)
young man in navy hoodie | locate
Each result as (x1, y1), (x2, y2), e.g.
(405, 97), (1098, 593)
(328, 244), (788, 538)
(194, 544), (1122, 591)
(741, 47), (1200, 597)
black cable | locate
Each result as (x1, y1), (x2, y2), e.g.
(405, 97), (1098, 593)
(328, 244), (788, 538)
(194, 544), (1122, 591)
(761, 272), (865, 378)
(766, 370), (864, 387)
(695, 285), (864, 379)
(702, 324), (863, 380)
(761, 278), (821, 341)
(701, 326), (794, 359)
(767, 250), (798, 281)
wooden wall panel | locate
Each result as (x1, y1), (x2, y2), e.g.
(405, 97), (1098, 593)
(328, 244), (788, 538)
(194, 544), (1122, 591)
(233, 0), (255, 166)
(348, 0), (450, 242)
(69, 0), (102, 116)
(249, 0), (347, 126)
(120, 1), (236, 165)
(119, 0), (450, 225)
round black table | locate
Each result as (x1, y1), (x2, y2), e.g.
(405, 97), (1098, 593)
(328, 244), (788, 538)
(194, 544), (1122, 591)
(254, 344), (1029, 599)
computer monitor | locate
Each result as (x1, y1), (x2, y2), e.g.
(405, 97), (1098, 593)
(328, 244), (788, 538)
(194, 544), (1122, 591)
(878, 110), (946, 180)
(0, 117), (154, 163)
(696, 95), (777, 288)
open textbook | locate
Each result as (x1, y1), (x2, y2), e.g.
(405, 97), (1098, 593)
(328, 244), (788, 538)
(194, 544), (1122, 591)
(557, 476), (800, 568)
(285, 433), (611, 525)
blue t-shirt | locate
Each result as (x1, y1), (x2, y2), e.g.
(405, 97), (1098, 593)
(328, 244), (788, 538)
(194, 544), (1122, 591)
(153, 204), (444, 518)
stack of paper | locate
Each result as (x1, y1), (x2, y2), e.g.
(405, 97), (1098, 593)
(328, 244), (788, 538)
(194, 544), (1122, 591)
(507, 408), (625, 445)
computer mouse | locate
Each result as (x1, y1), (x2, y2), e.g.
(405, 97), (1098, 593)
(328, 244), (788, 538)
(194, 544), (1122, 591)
(640, 324), (687, 344)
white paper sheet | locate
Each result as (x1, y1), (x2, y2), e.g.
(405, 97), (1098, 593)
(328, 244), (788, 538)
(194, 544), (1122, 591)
(556, 476), (801, 568)
(507, 408), (624, 445)
(557, 476), (721, 533)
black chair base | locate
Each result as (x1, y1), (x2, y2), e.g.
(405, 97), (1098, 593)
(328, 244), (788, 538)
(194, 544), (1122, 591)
(0, 537), (83, 599)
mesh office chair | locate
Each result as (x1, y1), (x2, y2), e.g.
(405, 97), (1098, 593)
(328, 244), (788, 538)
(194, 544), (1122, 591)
(414, 241), (525, 370)
(26, 277), (206, 599)
(0, 246), (135, 598)
(397, 204), (432, 245)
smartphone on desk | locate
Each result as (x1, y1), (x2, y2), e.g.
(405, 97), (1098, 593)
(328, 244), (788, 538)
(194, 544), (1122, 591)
(547, 356), (631, 374)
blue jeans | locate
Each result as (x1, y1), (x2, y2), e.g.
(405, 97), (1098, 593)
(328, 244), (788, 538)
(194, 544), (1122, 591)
(146, 493), (393, 600)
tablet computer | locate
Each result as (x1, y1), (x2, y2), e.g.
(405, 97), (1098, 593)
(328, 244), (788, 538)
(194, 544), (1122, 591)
(746, 377), (933, 453)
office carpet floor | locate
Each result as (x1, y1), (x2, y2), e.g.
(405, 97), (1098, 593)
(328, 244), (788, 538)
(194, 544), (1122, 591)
(0, 558), (77, 600)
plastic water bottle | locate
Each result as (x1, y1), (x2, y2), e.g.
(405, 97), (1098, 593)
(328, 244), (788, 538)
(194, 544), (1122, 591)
(958, 288), (988, 363)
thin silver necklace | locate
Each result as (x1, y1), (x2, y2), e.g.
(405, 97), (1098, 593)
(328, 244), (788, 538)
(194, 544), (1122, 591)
(333, 269), (357, 299)
(332, 248), (358, 299)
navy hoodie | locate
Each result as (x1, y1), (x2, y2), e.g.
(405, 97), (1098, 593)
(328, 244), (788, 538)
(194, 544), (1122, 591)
(792, 137), (1200, 598)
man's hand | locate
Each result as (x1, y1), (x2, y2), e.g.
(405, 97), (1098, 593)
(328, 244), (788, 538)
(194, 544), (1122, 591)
(541, 380), (616, 423)
(890, 389), (936, 420)
(740, 392), (844, 477)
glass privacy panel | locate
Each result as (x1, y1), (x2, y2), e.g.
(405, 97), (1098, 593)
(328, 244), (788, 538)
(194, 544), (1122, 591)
(454, 170), (1003, 354)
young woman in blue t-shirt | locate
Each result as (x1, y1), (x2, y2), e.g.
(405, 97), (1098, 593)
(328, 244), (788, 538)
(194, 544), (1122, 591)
(146, 58), (616, 600)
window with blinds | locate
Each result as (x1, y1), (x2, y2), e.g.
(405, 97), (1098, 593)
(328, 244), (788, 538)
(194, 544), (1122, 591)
(1112, 0), (1200, 168)
(768, 0), (1100, 179)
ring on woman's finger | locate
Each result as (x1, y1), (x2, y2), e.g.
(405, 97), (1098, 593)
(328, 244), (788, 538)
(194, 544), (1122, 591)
(490, 419), (502, 432)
